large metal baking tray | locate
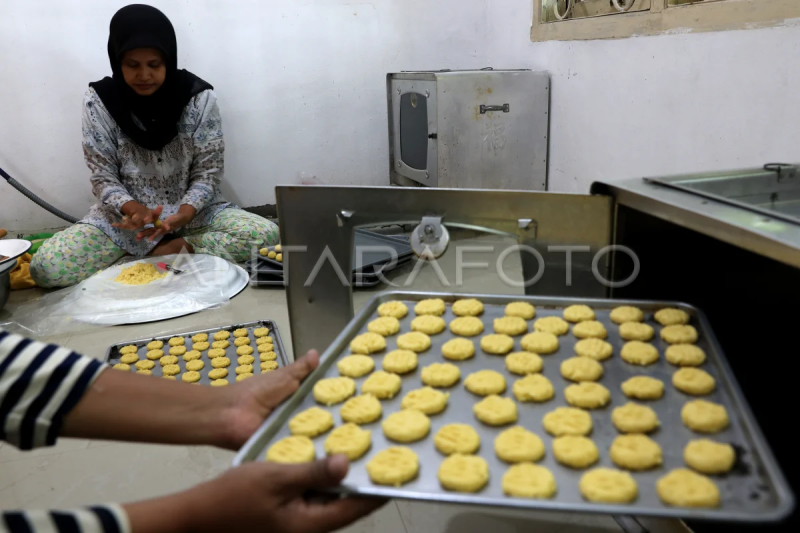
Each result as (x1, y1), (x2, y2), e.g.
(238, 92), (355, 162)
(104, 320), (290, 385)
(234, 292), (793, 522)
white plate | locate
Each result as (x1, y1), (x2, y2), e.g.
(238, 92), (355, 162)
(0, 239), (32, 273)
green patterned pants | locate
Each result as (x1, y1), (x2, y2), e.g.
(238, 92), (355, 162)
(30, 208), (279, 288)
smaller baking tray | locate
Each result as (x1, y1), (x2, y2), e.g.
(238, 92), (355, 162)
(104, 320), (290, 385)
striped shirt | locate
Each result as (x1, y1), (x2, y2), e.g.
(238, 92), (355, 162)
(1, 330), (129, 533)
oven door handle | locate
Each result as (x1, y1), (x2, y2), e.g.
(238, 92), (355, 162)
(480, 104), (510, 114)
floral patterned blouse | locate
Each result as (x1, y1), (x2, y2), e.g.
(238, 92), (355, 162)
(79, 87), (231, 256)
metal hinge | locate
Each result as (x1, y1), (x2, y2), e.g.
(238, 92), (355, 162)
(764, 163), (797, 182)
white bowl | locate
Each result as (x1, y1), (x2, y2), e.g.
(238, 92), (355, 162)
(0, 239), (32, 273)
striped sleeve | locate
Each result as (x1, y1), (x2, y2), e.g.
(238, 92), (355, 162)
(1, 504), (130, 533)
(0, 329), (106, 450)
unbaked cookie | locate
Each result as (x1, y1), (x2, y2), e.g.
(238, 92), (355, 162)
(112, 363), (130, 371)
(260, 361), (278, 372)
(610, 306), (644, 324)
(402, 387), (449, 414)
(191, 333), (208, 343)
(120, 353), (139, 364)
(135, 359), (155, 371)
(238, 355), (255, 365)
(208, 348), (226, 359)
(266, 435), (315, 464)
(434, 423), (481, 455)
(465, 370), (506, 396)
(495, 426), (545, 463)
(610, 434), (663, 470)
(341, 394), (383, 424)
(147, 340), (164, 350)
(258, 344), (276, 356)
(181, 371), (201, 383)
(136, 369), (152, 376)
(259, 351), (278, 363)
(580, 468), (638, 503)
(163, 375), (177, 381)
(441, 338), (475, 360)
(684, 439), (735, 474)
(186, 359), (205, 371)
(553, 436), (599, 468)
(666, 344), (706, 366)
(192, 342), (209, 352)
(480, 334), (514, 355)
(324, 423), (372, 460)
(682, 400), (729, 433)
(565, 382), (611, 409)
(382, 409), (431, 442)
(211, 357), (231, 368)
(337, 355), (375, 378)
(236, 345), (254, 356)
(211, 340), (229, 350)
(673, 368), (716, 395)
(449, 316), (484, 337)
(235, 364), (253, 375)
(146, 349), (164, 361)
(505, 352), (543, 375)
(382, 349), (418, 374)
(367, 446), (419, 486)
(233, 328), (248, 338)
(169, 346), (187, 356)
(621, 376), (664, 400)
(414, 298), (446, 316)
(213, 331), (230, 341)
(520, 332), (559, 354)
(473, 395), (518, 426)
(396, 332), (431, 353)
(661, 325), (698, 344)
(411, 315), (446, 335)
(452, 298), (484, 316)
(619, 322), (654, 342)
(561, 357), (603, 382)
(253, 327), (270, 338)
(573, 339), (612, 362)
(438, 454), (489, 492)
(493, 316), (528, 336)
(377, 301), (409, 319)
(183, 350), (201, 361)
(368, 316), (401, 336)
(236, 373), (254, 382)
(289, 406), (334, 437)
(573, 321), (608, 340)
(350, 332), (387, 354)
(543, 407), (592, 436)
(505, 301), (536, 320)
(620, 341), (659, 366)
(210, 379), (228, 387)
(533, 316), (569, 336)
(563, 304), (595, 323)
(657, 468), (720, 507)
(208, 368), (228, 379)
(655, 308), (690, 326)
(256, 336), (273, 346)
(234, 337), (251, 347)
(502, 463), (557, 499)
(421, 363), (461, 387)
(313, 377), (357, 405)
(362, 371), (402, 399)
(512, 374), (555, 403)
(162, 364), (180, 376)
(612, 402), (660, 433)
(168, 337), (185, 346)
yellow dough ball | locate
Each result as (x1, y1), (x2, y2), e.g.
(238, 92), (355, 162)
(289, 406), (335, 437)
(266, 436), (315, 464)
(495, 426), (545, 463)
(382, 409), (431, 443)
(377, 301), (409, 319)
(434, 424), (480, 455)
(452, 298), (484, 316)
(502, 463), (557, 499)
(580, 468), (638, 503)
(438, 454), (489, 493)
(337, 355), (375, 378)
(362, 371), (402, 399)
(473, 395), (518, 426)
(324, 423), (371, 460)
(367, 447), (419, 486)
(512, 374), (555, 403)
(612, 402), (660, 433)
(505, 301), (536, 319)
(553, 436), (599, 468)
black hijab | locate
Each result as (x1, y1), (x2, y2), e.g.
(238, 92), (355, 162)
(89, 4), (212, 151)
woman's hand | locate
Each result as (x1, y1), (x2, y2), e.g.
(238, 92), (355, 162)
(136, 204), (197, 242)
(114, 201), (163, 231)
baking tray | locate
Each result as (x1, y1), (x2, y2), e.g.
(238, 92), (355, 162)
(233, 292), (793, 522)
(104, 320), (290, 385)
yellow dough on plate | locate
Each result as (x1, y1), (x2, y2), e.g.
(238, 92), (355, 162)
(192, 342), (209, 352)
(341, 394), (383, 424)
(238, 355), (255, 365)
(362, 371), (402, 399)
(434, 423), (481, 455)
(666, 344), (706, 366)
(495, 426), (545, 463)
(162, 364), (180, 376)
(448, 316), (484, 337)
(377, 301), (409, 319)
(350, 332), (387, 354)
(465, 370), (506, 396)
(565, 382), (611, 409)
(324, 423), (372, 460)
(146, 349), (164, 360)
(473, 395), (518, 426)
(233, 328), (248, 338)
(382, 409), (430, 442)
(210, 378), (228, 387)
(313, 377), (356, 405)
(421, 362), (461, 387)
(452, 298), (484, 316)
(147, 340), (164, 350)
(289, 406), (334, 437)
(208, 368), (228, 379)
(619, 322), (654, 342)
(183, 350), (201, 362)
(563, 304), (595, 323)
(441, 338), (475, 360)
(212, 340), (229, 350)
(684, 439), (736, 474)
(401, 387), (449, 414)
(612, 402), (660, 433)
(673, 368), (716, 395)
(682, 400), (729, 433)
(236, 364), (254, 375)
(211, 357), (231, 368)
(120, 353), (139, 364)
(505, 301), (536, 320)
(520, 332), (559, 354)
(480, 334), (514, 355)
(655, 308), (690, 326)
(414, 298), (446, 316)
(253, 327), (270, 338)
(135, 359), (155, 371)
(560, 357), (603, 382)
(234, 337), (251, 347)
(657, 468), (720, 508)
(396, 332), (431, 353)
(580, 468), (638, 503)
(505, 352), (543, 375)
(543, 407), (592, 436)
(236, 345), (254, 356)
(610, 434), (663, 470)
(533, 316), (569, 336)
(261, 361), (278, 372)
(503, 463), (557, 499)
(367, 447), (419, 486)
(493, 316), (528, 336)
(621, 376), (664, 400)
(168, 337), (185, 346)
(574, 338), (613, 361)
(236, 373), (254, 382)
(410, 315), (446, 335)
(181, 371), (201, 383)
(186, 359), (205, 371)
(553, 435), (599, 468)
(337, 355), (375, 378)
(620, 341), (659, 366)
(191, 333), (208, 343)
(368, 316), (401, 336)
(573, 321), (608, 340)
(382, 349), (418, 374)
(169, 346), (187, 356)
(513, 374), (555, 402)
(266, 435), (315, 464)
(112, 363), (130, 371)
(208, 348), (226, 359)
(438, 454), (489, 493)
(213, 331), (230, 341)
(661, 325), (698, 344)
(610, 306), (644, 324)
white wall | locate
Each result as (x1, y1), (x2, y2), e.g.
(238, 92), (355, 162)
(487, 0), (800, 193)
(0, 0), (490, 230)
